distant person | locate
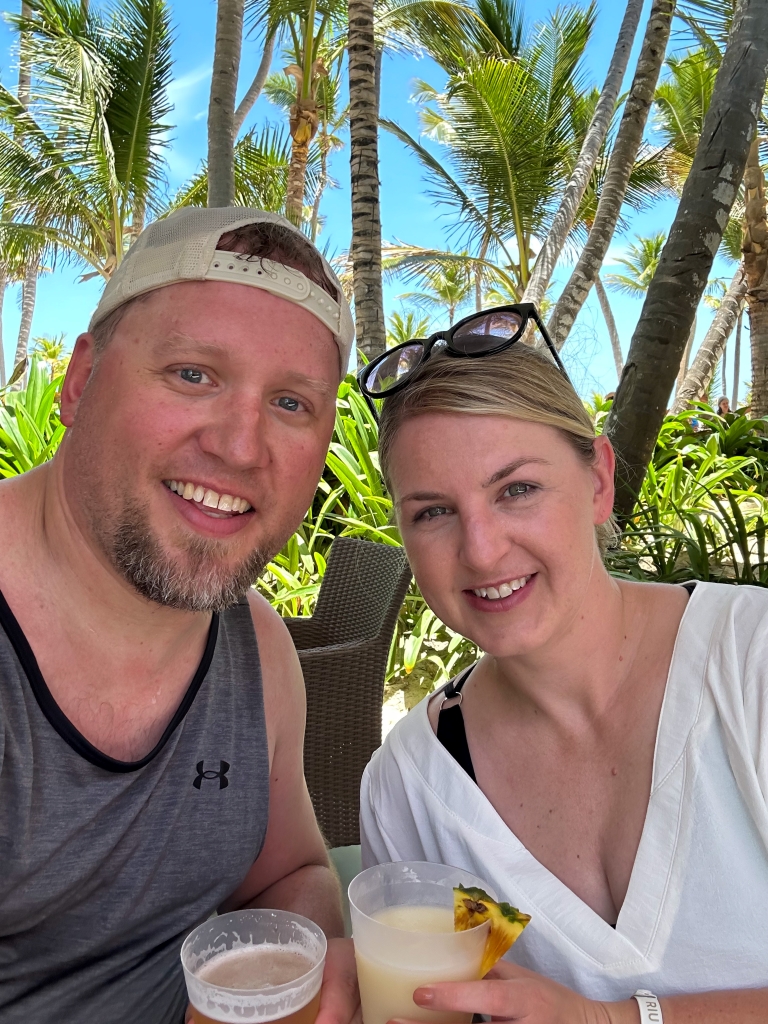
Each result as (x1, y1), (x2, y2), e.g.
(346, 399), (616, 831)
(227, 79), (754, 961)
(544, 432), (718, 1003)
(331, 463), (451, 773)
(359, 308), (768, 1023)
(0, 209), (359, 1024)
(717, 396), (731, 416)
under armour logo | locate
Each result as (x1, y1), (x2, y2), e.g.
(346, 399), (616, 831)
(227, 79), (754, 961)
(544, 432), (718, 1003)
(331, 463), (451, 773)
(193, 760), (230, 790)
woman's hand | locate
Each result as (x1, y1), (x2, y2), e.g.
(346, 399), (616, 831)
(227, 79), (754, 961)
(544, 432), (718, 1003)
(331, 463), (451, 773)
(397, 959), (638, 1024)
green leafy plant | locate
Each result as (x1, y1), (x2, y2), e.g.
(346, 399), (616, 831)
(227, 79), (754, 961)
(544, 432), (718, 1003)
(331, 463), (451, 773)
(0, 355), (66, 477)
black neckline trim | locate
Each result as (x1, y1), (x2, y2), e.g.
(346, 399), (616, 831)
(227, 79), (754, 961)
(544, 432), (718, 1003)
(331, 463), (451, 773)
(0, 588), (219, 773)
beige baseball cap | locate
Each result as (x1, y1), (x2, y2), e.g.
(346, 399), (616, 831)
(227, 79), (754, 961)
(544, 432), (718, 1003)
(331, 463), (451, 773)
(89, 207), (355, 370)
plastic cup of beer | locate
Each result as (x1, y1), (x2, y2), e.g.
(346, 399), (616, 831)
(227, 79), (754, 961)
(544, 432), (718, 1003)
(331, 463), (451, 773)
(349, 862), (496, 1024)
(181, 909), (327, 1024)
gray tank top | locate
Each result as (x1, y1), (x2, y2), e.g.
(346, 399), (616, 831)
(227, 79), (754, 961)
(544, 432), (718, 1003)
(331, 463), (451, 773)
(0, 591), (270, 1024)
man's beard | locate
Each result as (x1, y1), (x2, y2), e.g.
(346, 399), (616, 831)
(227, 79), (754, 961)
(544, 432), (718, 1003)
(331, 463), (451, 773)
(98, 498), (280, 612)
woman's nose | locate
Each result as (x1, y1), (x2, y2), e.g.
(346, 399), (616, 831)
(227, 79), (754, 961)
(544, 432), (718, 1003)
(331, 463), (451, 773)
(459, 508), (513, 574)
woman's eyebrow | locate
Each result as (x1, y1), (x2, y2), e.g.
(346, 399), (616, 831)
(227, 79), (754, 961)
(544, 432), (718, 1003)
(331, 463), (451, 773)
(484, 457), (549, 487)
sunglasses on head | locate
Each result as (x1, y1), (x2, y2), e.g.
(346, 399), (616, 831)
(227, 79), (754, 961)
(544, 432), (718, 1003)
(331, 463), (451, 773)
(357, 303), (569, 417)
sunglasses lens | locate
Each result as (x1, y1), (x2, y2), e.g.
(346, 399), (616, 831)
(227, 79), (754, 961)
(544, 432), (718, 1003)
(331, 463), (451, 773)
(363, 343), (424, 395)
(451, 310), (524, 354)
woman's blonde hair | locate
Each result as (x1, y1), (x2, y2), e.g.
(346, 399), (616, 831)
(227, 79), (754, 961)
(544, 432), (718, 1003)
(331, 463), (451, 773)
(377, 343), (619, 555)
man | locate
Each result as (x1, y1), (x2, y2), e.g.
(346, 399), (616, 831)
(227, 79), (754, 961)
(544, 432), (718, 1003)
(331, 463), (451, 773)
(0, 208), (358, 1023)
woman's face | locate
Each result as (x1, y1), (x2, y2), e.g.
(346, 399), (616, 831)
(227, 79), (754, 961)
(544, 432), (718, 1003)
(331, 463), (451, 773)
(388, 413), (615, 660)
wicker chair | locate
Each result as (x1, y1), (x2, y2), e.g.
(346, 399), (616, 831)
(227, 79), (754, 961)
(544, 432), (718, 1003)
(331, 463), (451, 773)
(285, 537), (412, 848)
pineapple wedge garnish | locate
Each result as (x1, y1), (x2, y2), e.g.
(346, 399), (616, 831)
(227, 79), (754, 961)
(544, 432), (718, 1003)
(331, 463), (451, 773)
(453, 885), (531, 976)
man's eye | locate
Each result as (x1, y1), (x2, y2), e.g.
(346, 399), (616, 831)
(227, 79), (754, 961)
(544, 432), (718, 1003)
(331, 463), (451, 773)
(179, 368), (211, 385)
(277, 396), (302, 412)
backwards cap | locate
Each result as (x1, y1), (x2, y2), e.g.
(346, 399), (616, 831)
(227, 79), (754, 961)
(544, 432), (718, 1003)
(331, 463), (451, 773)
(89, 208), (355, 370)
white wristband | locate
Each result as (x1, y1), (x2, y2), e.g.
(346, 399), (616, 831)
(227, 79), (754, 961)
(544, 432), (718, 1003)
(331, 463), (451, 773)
(633, 990), (663, 1024)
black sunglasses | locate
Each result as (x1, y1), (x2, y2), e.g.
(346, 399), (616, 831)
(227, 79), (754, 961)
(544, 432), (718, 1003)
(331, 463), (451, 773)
(357, 303), (568, 416)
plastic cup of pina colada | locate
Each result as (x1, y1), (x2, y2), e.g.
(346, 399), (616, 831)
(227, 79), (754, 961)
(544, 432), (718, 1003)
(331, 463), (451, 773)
(181, 909), (327, 1024)
(349, 862), (530, 1024)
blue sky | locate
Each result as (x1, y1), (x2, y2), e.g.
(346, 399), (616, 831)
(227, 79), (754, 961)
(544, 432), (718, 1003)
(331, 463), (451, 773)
(0, 0), (741, 399)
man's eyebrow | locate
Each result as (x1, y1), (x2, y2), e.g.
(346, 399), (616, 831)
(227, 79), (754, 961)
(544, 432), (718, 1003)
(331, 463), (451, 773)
(152, 332), (229, 359)
(484, 457), (549, 487)
(282, 372), (336, 398)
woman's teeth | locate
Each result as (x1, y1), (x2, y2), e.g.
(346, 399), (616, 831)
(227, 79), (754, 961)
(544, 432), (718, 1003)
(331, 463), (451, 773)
(164, 480), (252, 514)
(473, 575), (531, 599)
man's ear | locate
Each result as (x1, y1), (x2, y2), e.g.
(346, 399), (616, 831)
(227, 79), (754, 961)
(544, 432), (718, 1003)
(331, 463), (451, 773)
(592, 435), (616, 525)
(60, 333), (96, 427)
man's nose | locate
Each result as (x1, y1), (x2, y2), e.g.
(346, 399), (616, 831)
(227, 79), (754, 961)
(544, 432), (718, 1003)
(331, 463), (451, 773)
(197, 396), (270, 469)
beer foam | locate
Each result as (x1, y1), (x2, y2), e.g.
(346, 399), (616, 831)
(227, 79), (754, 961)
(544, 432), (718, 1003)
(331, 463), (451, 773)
(198, 945), (314, 991)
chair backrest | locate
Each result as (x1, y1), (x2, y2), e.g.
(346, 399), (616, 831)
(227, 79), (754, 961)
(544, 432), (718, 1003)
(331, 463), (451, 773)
(288, 537), (412, 847)
(311, 537), (409, 644)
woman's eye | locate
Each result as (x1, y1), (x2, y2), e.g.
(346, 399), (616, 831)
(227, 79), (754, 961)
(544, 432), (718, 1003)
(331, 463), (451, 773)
(179, 368), (211, 385)
(277, 396), (302, 412)
(419, 505), (450, 520)
(505, 482), (533, 498)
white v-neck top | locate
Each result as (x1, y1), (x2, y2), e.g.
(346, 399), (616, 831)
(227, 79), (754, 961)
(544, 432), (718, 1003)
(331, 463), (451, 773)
(361, 583), (768, 999)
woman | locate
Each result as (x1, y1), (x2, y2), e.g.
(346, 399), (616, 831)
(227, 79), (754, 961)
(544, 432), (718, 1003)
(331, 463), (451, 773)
(716, 396), (731, 416)
(357, 306), (768, 1024)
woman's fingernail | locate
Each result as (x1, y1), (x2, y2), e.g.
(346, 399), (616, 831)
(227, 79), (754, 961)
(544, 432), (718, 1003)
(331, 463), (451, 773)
(414, 988), (434, 1006)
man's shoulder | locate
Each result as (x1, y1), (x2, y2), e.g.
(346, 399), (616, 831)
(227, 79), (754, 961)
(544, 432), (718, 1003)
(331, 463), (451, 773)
(244, 589), (305, 715)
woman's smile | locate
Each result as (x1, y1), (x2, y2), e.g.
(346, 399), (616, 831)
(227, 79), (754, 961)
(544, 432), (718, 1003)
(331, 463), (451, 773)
(463, 572), (536, 612)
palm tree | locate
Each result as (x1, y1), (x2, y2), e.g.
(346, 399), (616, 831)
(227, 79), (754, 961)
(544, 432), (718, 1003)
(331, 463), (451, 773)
(743, 139), (768, 417)
(208, 0), (245, 206)
(171, 122), (321, 214)
(264, 54), (346, 237)
(522, 0), (645, 308)
(348, 0), (384, 358)
(603, 231), (670, 382)
(0, 0), (174, 281)
(390, 254), (473, 325)
(383, 5), (597, 300)
(547, 0), (675, 350)
(386, 309), (431, 346)
(251, 0), (346, 226)
(605, 0), (768, 517)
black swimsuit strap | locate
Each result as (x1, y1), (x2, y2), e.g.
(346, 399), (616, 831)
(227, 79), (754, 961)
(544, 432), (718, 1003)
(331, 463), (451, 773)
(437, 664), (477, 783)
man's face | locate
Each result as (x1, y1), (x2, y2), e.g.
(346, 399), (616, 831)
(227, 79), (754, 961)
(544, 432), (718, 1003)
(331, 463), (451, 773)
(59, 280), (340, 610)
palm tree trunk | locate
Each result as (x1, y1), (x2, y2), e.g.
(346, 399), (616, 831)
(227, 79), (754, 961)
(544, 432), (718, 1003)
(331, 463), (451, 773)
(674, 315), (696, 398)
(671, 269), (746, 413)
(732, 306), (742, 408)
(523, 0), (645, 308)
(207, 0), (244, 207)
(233, 29), (275, 136)
(743, 138), (768, 418)
(310, 125), (330, 242)
(285, 107), (316, 224)
(0, 266), (7, 387)
(15, 261), (37, 373)
(605, 0), (768, 519)
(594, 273), (623, 378)
(18, 2), (32, 107)
(349, 0), (386, 361)
(547, 0), (675, 350)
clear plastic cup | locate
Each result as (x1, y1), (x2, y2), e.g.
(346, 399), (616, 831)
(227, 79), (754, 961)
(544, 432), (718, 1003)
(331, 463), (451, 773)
(349, 862), (497, 1024)
(181, 909), (327, 1024)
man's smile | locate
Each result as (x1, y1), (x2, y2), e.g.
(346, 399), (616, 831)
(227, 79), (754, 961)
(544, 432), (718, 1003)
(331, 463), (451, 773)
(164, 479), (253, 517)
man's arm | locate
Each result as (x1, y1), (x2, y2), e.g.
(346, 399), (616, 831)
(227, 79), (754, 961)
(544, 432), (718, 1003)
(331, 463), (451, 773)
(219, 592), (342, 932)
(213, 593), (357, 1024)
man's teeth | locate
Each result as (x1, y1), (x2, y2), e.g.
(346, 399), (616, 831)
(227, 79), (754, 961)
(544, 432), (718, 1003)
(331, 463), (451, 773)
(473, 575), (532, 599)
(164, 480), (252, 513)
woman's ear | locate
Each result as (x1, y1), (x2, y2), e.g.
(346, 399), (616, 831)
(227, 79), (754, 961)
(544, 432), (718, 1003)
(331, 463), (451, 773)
(591, 435), (616, 525)
(59, 333), (96, 427)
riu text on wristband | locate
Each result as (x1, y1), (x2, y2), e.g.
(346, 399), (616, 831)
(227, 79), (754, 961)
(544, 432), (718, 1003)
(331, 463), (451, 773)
(633, 990), (663, 1023)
